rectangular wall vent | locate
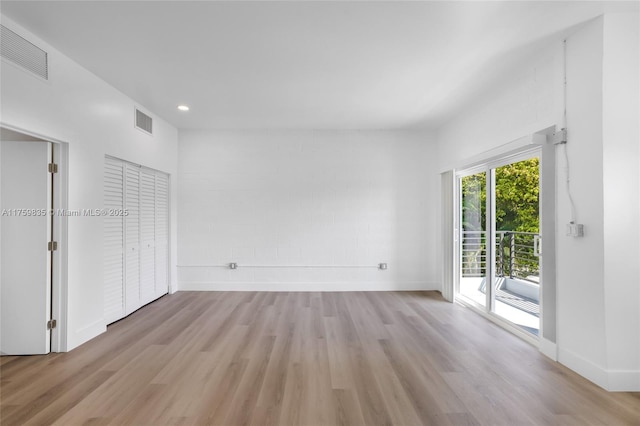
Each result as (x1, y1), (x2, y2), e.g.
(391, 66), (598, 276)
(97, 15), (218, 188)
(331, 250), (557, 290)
(135, 108), (153, 135)
(0, 25), (48, 80)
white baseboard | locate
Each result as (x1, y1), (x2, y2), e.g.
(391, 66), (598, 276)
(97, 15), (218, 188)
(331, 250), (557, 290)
(539, 338), (557, 361)
(178, 281), (438, 292)
(558, 347), (640, 391)
(607, 369), (640, 391)
(68, 319), (106, 351)
(558, 347), (608, 389)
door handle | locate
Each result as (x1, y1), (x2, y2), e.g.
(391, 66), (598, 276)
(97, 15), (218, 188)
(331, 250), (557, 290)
(533, 235), (541, 257)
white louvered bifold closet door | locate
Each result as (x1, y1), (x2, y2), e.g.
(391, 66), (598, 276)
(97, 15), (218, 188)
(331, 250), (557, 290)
(139, 170), (156, 306)
(104, 159), (125, 324)
(104, 157), (170, 324)
(154, 174), (169, 297)
(124, 164), (141, 315)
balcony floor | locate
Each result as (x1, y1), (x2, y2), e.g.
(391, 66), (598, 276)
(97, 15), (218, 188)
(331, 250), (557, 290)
(460, 277), (540, 336)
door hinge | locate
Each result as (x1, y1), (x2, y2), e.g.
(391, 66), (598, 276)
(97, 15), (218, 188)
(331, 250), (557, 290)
(48, 241), (58, 251)
(47, 319), (57, 330)
(48, 163), (58, 173)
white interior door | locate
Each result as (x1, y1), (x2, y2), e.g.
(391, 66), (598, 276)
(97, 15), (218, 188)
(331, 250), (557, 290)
(104, 158), (170, 324)
(125, 164), (140, 315)
(154, 173), (169, 297)
(104, 158), (125, 324)
(0, 140), (52, 355)
(139, 169), (156, 306)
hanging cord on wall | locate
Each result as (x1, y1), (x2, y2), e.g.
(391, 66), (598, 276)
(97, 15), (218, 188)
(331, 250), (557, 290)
(560, 38), (578, 224)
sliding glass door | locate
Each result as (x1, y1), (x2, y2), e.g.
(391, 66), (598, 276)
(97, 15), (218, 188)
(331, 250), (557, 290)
(457, 154), (541, 336)
(459, 170), (487, 307)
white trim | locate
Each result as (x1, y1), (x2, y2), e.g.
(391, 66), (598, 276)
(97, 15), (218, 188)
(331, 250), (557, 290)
(178, 281), (437, 292)
(538, 132), (557, 345)
(558, 346), (608, 390)
(105, 154), (168, 176)
(51, 141), (68, 352)
(0, 122), (68, 145)
(456, 164), (487, 179)
(455, 296), (539, 347)
(607, 370), (640, 392)
(455, 147), (543, 180)
(453, 133), (546, 172)
(440, 170), (455, 302)
(73, 319), (106, 349)
(539, 337), (557, 361)
(558, 347), (640, 391)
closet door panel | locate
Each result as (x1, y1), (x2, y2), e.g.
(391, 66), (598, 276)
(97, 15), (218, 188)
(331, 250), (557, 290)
(154, 173), (169, 296)
(105, 157), (170, 322)
(139, 170), (157, 305)
(104, 159), (125, 324)
(125, 164), (141, 314)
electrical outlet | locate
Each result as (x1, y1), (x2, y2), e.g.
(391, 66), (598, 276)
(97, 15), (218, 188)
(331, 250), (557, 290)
(566, 223), (584, 237)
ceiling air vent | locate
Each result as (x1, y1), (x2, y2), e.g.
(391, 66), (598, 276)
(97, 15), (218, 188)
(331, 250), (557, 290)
(0, 25), (48, 80)
(135, 108), (153, 135)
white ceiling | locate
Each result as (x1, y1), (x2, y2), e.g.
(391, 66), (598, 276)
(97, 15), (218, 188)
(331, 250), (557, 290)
(1, 1), (636, 130)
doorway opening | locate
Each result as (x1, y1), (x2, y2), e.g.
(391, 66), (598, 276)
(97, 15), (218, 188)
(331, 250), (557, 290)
(0, 125), (67, 354)
(457, 152), (541, 336)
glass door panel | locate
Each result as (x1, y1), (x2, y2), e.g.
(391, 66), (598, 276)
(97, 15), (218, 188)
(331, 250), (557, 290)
(459, 172), (487, 307)
(456, 153), (541, 339)
(491, 158), (540, 335)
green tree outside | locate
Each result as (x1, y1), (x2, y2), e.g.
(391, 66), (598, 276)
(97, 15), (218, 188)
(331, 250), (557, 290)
(461, 158), (540, 279)
(495, 158), (539, 233)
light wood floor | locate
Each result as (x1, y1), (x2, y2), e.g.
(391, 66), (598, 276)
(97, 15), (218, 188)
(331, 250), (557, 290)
(1, 291), (639, 425)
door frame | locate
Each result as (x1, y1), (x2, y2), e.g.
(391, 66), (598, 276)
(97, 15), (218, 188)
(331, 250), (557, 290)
(1, 122), (68, 352)
(455, 148), (542, 346)
(447, 128), (557, 350)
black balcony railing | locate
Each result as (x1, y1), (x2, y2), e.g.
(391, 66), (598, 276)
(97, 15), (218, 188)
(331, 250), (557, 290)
(461, 231), (540, 282)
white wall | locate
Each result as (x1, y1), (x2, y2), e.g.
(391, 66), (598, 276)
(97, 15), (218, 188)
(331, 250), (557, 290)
(556, 16), (608, 386)
(602, 12), (640, 390)
(437, 39), (562, 170)
(437, 14), (640, 391)
(178, 129), (437, 291)
(0, 17), (179, 350)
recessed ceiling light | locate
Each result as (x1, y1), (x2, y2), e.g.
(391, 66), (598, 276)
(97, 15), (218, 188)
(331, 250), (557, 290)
(177, 105), (190, 111)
